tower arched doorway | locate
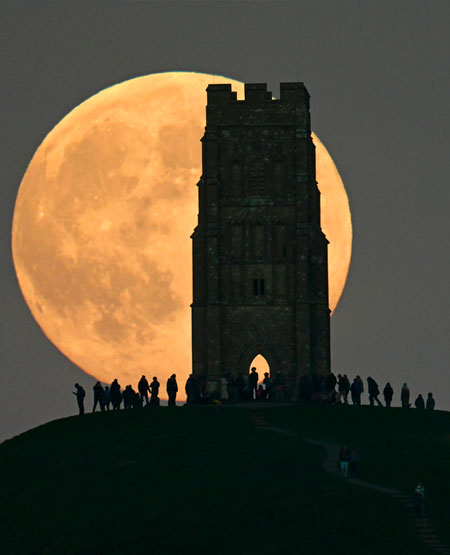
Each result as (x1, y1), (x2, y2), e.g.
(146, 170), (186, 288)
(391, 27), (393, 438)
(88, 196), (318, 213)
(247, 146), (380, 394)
(238, 343), (281, 400)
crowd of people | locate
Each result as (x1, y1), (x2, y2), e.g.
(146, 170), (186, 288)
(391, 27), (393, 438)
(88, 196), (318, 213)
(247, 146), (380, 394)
(72, 369), (436, 415)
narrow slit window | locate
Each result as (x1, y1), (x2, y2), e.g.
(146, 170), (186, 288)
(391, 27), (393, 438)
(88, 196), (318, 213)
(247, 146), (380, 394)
(260, 278), (265, 295)
(253, 278), (258, 295)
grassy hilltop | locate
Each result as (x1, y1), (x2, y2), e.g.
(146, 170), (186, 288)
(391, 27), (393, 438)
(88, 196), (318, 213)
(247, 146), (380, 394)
(1, 404), (449, 554)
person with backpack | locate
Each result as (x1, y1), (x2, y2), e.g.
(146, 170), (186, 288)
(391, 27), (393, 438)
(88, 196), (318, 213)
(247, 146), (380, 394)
(73, 383), (86, 415)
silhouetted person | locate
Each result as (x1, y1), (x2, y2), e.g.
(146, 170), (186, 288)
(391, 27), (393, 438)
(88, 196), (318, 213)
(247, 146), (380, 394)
(350, 377), (362, 406)
(138, 375), (150, 405)
(110, 379), (122, 410)
(103, 386), (111, 410)
(73, 383), (85, 415)
(185, 374), (198, 404)
(249, 367), (259, 400)
(383, 382), (394, 408)
(150, 377), (160, 406)
(235, 373), (246, 402)
(325, 372), (337, 397)
(355, 375), (364, 402)
(273, 371), (285, 402)
(413, 483), (425, 517)
(415, 394), (425, 410)
(337, 374), (345, 403)
(299, 374), (312, 402)
(262, 372), (272, 400)
(92, 381), (104, 412)
(167, 374), (178, 406)
(401, 383), (411, 408)
(367, 377), (383, 406)
(426, 393), (435, 411)
(342, 374), (350, 404)
(123, 385), (133, 409)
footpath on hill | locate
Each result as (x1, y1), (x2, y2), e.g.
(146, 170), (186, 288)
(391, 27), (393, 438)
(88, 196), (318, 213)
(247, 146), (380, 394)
(248, 409), (450, 555)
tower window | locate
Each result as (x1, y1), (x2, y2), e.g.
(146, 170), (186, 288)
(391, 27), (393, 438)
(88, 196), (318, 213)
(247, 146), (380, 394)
(253, 278), (266, 296)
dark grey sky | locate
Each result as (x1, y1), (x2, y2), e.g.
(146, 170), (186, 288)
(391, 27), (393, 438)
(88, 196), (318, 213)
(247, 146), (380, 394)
(1, 1), (449, 441)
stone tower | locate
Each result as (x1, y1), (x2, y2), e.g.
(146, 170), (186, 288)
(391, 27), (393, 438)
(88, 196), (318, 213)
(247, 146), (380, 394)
(191, 82), (330, 399)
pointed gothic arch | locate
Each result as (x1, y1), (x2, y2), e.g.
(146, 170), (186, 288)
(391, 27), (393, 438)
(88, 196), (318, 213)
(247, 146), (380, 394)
(238, 343), (281, 377)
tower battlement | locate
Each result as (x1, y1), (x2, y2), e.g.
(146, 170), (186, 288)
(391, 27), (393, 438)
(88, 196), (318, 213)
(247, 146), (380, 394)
(205, 82), (310, 128)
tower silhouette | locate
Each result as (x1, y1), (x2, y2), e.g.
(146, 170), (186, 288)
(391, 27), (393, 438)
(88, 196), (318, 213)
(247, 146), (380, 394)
(191, 82), (330, 399)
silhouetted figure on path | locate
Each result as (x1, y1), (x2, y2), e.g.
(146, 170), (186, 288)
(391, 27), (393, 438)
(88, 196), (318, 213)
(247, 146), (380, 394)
(273, 371), (285, 402)
(367, 377), (383, 406)
(235, 373), (246, 402)
(426, 393), (435, 411)
(383, 383), (394, 408)
(110, 379), (122, 410)
(299, 374), (312, 402)
(138, 375), (150, 405)
(413, 483), (425, 517)
(150, 377), (160, 406)
(262, 372), (272, 400)
(103, 386), (111, 410)
(93, 381), (104, 412)
(350, 377), (362, 406)
(167, 374), (178, 406)
(339, 445), (350, 478)
(401, 383), (411, 408)
(249, 367), (259, 400)
(415, 394), (425, 410)
(73, 383), (85, 415)
(185, 374), (198, 404)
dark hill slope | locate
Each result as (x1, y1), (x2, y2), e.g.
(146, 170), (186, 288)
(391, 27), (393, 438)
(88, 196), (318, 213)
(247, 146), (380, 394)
(1, 404), (448, 554)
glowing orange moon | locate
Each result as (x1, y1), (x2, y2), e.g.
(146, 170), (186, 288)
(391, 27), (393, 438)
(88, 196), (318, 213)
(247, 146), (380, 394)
(12, 72), (352, 393)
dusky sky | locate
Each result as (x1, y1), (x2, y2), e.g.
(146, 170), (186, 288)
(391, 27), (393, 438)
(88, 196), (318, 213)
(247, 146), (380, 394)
(1, 0), (449, 441)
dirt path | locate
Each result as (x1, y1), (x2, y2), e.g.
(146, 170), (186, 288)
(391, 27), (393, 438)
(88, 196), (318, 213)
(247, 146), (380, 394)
(250, 415), (450, 555)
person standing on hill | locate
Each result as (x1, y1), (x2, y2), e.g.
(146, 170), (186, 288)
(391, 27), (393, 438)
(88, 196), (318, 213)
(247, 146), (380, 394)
(355, 375), (364, 403)
(249, 367), (259, 400)
(92, 381), (104, 412)
(167, 374), (178, 406)
(413, 483), (425, 517)
(150, 377), (160, 406)
(103, 386), (111, 410)
(73, 383), (86, 415)
(383, 382), (394, 408)
(185, 374), (198, 404)
(401, 383), (411, 408)
(415, 394), (425, 410)
(138, 375), (150, 405)
(110, 379), (122, 410)
(342, 375), (350, 404)
(262, 372), (272, 401)
(350, 377), (362, 405)
(426, 393), (435, 411)
(367, 377), (383, 406)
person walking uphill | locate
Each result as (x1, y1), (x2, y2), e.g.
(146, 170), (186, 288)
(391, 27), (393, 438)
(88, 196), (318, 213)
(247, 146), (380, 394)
(167, 374), (178, 406)
(367, 377), (383, 406)
(339, 445), (351, 478)
(73, 383), (86, 415)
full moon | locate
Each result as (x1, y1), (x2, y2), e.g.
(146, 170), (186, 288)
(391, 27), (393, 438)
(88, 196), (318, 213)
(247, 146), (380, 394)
(12, 72), (352, 394)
